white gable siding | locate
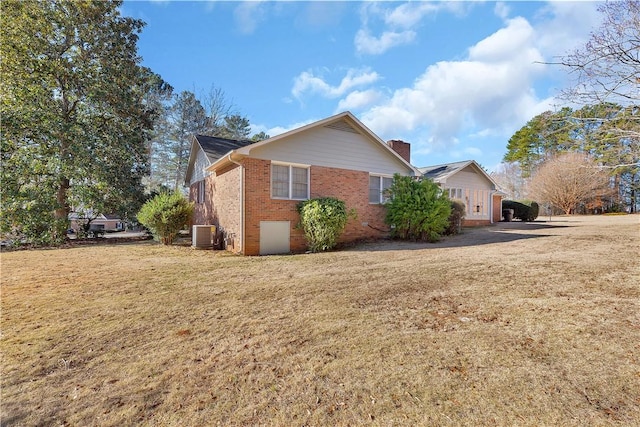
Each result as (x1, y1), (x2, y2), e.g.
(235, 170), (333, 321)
(190, 148), (212, 185)
(442, 166), (493, 219)
(249, 123), (411, 176)
(445, 169), (493, 190)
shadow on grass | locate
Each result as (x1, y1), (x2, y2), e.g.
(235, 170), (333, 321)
(348, 221), (572, 252)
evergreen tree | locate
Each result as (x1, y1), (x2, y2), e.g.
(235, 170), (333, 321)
(1, 0), (158, 244)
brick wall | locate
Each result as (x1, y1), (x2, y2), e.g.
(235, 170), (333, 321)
(492, 194), (503, 223)
(190, 166), (242, 251)
(462, 218), (491, 227)
(242, 159), (391, 255)
(386, 140), (411, 163)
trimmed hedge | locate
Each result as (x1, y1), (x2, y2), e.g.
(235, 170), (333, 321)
(502, 200), (539, 222)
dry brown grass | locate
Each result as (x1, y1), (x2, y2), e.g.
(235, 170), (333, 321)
(2, 215), (639, 426)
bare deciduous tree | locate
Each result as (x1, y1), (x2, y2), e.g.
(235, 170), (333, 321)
(559, 0), (640, 140)
(528, 152), (612, 214)
(200, 84), (235, 135)
(490, 162), (528, 200)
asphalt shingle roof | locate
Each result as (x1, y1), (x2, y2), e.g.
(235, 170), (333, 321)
(194, 134), (254, 163)
(418, 160), (472, 180)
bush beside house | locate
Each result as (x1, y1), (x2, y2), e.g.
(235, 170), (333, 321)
(137, 192), (194, 245)
(502, 200), (539, 222)
(298, 197), (353, 252)
(385, 175), (451, 242)
(445, 199), (466, 235)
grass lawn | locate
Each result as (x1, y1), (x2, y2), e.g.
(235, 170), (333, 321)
(2, 215), (639, 426)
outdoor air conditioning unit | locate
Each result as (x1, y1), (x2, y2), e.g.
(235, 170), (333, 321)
(192, 225), (216, 249)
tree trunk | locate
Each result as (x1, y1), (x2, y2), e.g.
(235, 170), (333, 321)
(53, 177), (70, 242)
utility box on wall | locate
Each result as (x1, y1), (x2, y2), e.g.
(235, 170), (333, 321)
(192, 225), (216, 249)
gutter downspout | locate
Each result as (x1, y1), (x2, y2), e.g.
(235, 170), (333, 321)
(490, 190), (494, 224)
(228, 154), (244, 254)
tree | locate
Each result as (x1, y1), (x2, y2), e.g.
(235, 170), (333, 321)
(528, 152), (612, 215)
(137, 191), (193, 245)
(384, 175), (451, 242)
(556, 0), (640, 211)
(491, 162), (527, 200)
(559, 0), (639, 116)
(167, 91), (208, 190)
(219, 114), (251, 140)
(1, 0), (156, 244)
(200, 84), (234, 135)
(251, 131), (270, 142)
(504, 108), (575, 177)
(504, 103), (639, 211)
(144, 74), (174, 192)
(148, 86), (245, 192)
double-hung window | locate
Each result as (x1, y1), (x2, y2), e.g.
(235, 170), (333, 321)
(271, 163), (309, 200)
(369, 175), (393, 204)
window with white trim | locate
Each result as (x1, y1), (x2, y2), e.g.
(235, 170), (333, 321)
(197, 180), (205, 204)
(448, 188), (463, 200)
(271, 163), (309, 200)
(369, 175), (393, 204)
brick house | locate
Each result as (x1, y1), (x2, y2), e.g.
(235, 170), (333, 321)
(418, 160), (504, 226)
(184, 111), (419, 255)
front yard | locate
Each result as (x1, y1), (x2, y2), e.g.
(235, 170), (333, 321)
(1, 215), (639, 426)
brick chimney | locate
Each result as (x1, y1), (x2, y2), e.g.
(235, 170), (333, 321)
(387, 140), (411, 163)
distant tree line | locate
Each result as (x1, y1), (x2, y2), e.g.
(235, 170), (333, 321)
(495, 0), (639, 214)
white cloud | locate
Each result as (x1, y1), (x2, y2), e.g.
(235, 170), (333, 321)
(354, 1), (470, 55)
(534, 1), (601, 57)
(383, 2), (440, 28)
(360, 16), (549, 151)
(494, 2), (510, 20)
(292, 68), (380, 99)
(354, 29), (416, 55)
(265, 119), (315, 137)
(451, 146), (483, 159)
(336, 89), (384, 112)
(233, 1), (267, 35)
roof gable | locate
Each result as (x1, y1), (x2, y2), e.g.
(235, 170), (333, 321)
(207, 111), (420, 176)
(419, 160), (498, 188)
(195, 135), (254, 162)
(184, 135), (253, 185)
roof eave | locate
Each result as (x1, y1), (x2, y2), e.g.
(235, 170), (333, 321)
(205, 150), (246, 173)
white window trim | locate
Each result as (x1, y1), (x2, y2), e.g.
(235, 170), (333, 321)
(369, 173), (394, 204)
(271, 161), (310, 200)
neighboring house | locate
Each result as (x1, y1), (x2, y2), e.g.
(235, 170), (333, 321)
(184, 111), (419, 255)
(69, 212), (125, 232)
(419, 160), (504, 226)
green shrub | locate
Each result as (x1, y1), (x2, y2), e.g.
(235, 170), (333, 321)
(137, 191), (193, 245)
(502, 200), (539, 221)
(445, 199), (466, 235)
(297, 197), (353, 252)
(385, 175), (451, 242)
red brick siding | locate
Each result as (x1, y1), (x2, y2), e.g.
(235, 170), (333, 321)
(492, 194), (503, 223)
(190, 166), (242, 251)
(242, 159), (391, 255)
(462, 219), (491, 227)
(386, 140), (411, 163)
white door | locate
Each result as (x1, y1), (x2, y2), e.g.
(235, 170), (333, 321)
(259, 221), (290, 255)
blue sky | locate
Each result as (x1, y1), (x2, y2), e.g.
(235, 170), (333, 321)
(121, 1), (603, 172)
